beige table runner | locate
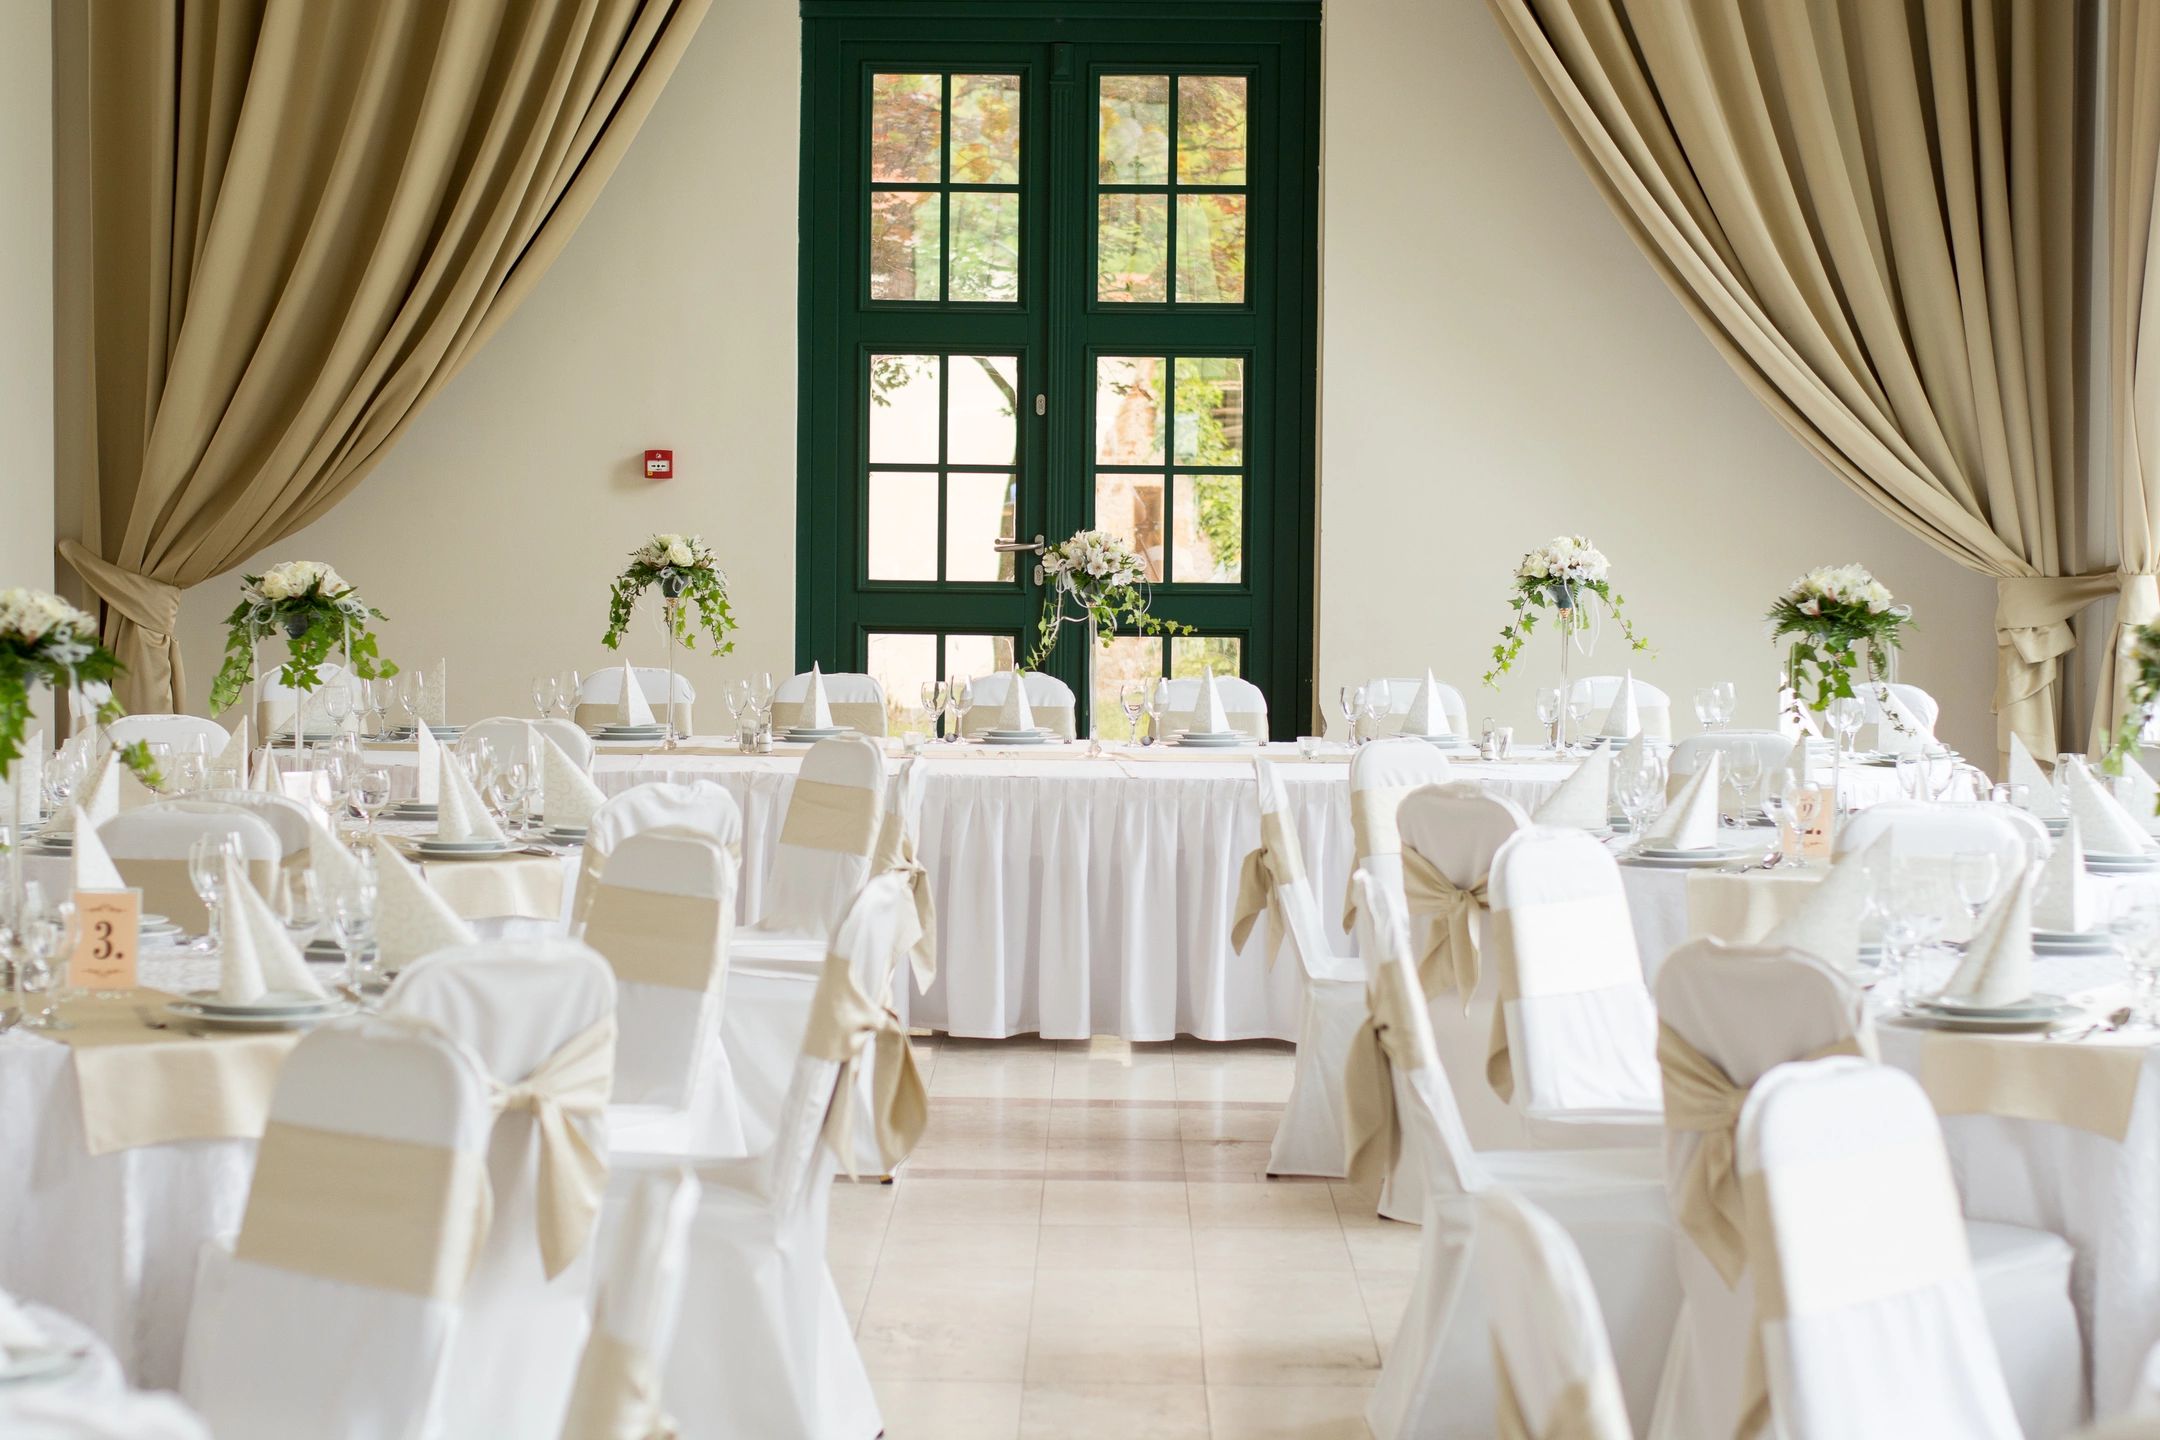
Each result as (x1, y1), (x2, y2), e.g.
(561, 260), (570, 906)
(48, 990), (300, 1154)
(1916, 1030), (2150, 1142)
(391, 849), (565, 921)
(1685, 867), (1823, 945)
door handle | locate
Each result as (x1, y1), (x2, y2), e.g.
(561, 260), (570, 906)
(993, 533), (1047, 554)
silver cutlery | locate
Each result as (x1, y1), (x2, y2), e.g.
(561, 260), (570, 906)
(2049, 1005), (2133, 1042)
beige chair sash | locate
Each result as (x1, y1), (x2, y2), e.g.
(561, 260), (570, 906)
(234, 1119), (490, 1299)
(1342, 786), (1412, 928)
(778, 777), (880, 856)
(1658, 1023), (1864, 1286)
(113, 856), (274, 935)
(488, 1015), (617, 1279)
(1230, 811), (1306, 953)
(1492, 1340), (1629, 1440)
(573, 700), (694, 735)
(870, 823), (937, 992)
(584, 886), (725, 991)
(769, 699), (888, 736)
(1400, 848), (1487, 1007)
(1342, 956), (1435, 1187)
(800, 949), (928, 1175)
(561, 1326), (677, 1440)
(573, 823), (735, 931)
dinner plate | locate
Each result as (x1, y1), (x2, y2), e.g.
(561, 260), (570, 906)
(782, 727), (848, 742)
(2032, 928), (2114, 951)
(1912, 991), (2077, 1021)
(165, 998), (354, 1032)
(0, 1345), (86, 1387)
(185, 988), (347, 1017)
(982, 729), (1053, 744)
(1636, 844), (1758, 861)
(1175, 732), (1246, 747)
(413, 841), (516, 859)
(547, 825), (590, 842)
(1892, 1008), (2070, 1033)
(1411, 733), (1465, 746)
(1619, 850), (1760, 870)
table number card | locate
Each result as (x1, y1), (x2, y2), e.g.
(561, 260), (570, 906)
(72, 888), (141, 993)
(1791, 785), (1834, 861)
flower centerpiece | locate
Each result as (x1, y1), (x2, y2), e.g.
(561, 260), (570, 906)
(1481, 535), (1651, 689)
(1022, 529), (1189, 670)
(1766, 564), (1910, 713)
(2105, 622), (2160, 785)
(208, 562), (395, 731)
(0, 587), (158, 783)
(602, 533), (736, 655)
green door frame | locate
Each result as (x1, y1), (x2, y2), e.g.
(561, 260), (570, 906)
(798, 0), (1320, 737)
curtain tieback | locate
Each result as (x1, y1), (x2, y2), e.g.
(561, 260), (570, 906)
(57, 541), (181, 640)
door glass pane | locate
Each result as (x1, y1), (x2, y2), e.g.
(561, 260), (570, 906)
(1097, 194), (1167, 302)
(949, 193), (1020, 302)
(1172, 634), (1242, 678)
(1091, 635), (1165, 740)
(1094, 473), (1165, 582)
(868, 354), (941, 463)
(946, 472), (1017, 581)
(948, 356), (1020, 465)
(1174, 474), (1243, 582)
(947, 632), (1015, 681)
(1176, 76), (1248, 185)
(1173, 357), (1244, 465)
(872, 74), (943, 183)
(866, 470), (939, 580)
(1098, 75), (1169, 184)
(866, 632), (938, 733)
(1096, 356), (1165, 464)
(950, 74), (1022, 183)
(869, 191), (941, 301)
(1175, 194), (1245, 304)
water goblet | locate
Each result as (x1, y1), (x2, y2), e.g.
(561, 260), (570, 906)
(322, 683), (355, 736)
(951, 680), (975, 741)
(332, 878), (380, 993)
(1565, 698), (1595, 753)
(352, 767), (393, 837)
(274, 870), (322, 950)
(187, 833), (240, 955)
(1120, 681), (1146, 742)
(1692, 689), (1717, 731)
(1951, 851), (2000, 932)
(1826, 696), (1864, 758)
(750, 671), (776, 713)
(171, 752), (207, 796)
(1338, 686), (1365, 746)
(1712, 681), (1737, 728)
(1534, 687), (1562, 751)
(1360, 683), (1388, 741)
(18, 899), (77, 1032)
(1725, 746), (1764, 826)
(532, 676), (558, 720)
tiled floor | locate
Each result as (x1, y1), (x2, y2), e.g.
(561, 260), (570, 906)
(831, 1036), (1416, 1440)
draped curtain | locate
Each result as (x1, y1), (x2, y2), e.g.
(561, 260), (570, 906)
(1485, 0), (2160, 764)
(61, 0), (711, 713)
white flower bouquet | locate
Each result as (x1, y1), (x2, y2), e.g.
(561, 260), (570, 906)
(1482, 535), (1650, 687)
(1024, 529), (1189, 669)
(1767, 564), (1910, 712)
(2106, 622), (2160, 784)
(0, 587), (158, 781)
(209, 562), (394, 716)
(604, 532), (735, 655)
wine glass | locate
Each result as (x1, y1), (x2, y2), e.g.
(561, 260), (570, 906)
(1712, 681), (1737, 728)
(1692, 689), (1717, 731)
(1826, 696), (1865, 758)
(1615, 750), (1662, 842)
(2109, 886), (2160, 1028)
(1534, 687), (1562, 752)
(171, 751), (207, 796)
(188, 832), (240, 954)
(315, 749), (352, 819)
(750, 671), (776, 713)
(352, 767), (393, 836)
(322, 683), (354, 736)
(1894, 750), (1924, 800)
(274, 869), (321, 950)
(1120, 681), (1146, 742)
(137, 741), (173, 796)
(1951, 851), (2000, 931)
(1565, 696), (1595, 753)
(556, 669), (582, 721)
(17, 895), (77, 1032)
(1362, 681), (1390, 740)
(1338, 686), (1365, 746)
(1725, 745), (1764, 826)
(532, 676), (559, 720)
(951, 679), (975, 741)
(396, 674), (422, 734)
(332, 876), (379, 993)
(918, 681), (944, 741)
(727, 679), (753, 724)
(488, 759), (532, 832)
(1881, 861), (1951, 1004)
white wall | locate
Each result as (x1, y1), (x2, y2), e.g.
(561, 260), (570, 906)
(2, 0), (54, 591)
(169, 0), (1999, 758)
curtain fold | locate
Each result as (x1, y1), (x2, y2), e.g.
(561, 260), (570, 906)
(61, 0), (711, 712)
(1485, 0), (2116, 764)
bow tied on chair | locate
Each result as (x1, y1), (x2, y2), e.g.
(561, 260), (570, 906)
(488, 1015), (618, 1280)
(1341, 958), (1434, 1187)
(1398, 848), (1488, 1007)
(801, 941), (929, 1177)
(872, 823), (938, 992)
(1230, 810), (1306, 953)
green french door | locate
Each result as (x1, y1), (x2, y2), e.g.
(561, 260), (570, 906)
(799, 1), (1319, 737)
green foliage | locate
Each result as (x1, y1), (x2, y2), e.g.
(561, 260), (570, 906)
(0, 629), (160, 788)
(2104, 621), (2160, 782)
(1024, 581), (1191, 671)
(209, 578), (396, 718)
(1482, 578), (1651, 690)
(604, 557), (737, 657)
(1767, 596), (1908, 713)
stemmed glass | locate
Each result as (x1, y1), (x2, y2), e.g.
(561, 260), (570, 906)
(1120, 681), (1147, 743)
(920, 681), (947, 742)
(1692, 689), (1717, 731)
(139, 741), (173, 796)
(1826, 696), (1865, 759)
(750, 671), (776, 716)
(17, 892), (77, 1032)
(352, 767), (392, 836)
(1565, 696), (1595, 754)
(1711, 681), (1737, 728)
(725, 679), (752, 734)
(488, 759), (533, 834)
(315, 749), (353, 821)
(1535, 687), (1562, 752)
(1759, 767), (1802, 864)
(1951, 852), (2000, 933)
(950, 679), (975, 741)
(532, 676), (559, 720)
(171, 751), (208, 796)
(274, 870), (321, 950)
(1362, 682), (1390, 741)
(1339, 686), (1365, 747)
(1614, 750), (1663, 843)
(332, 875), (379, 994)
(188, 832), (241, 954)
(322, 683), (354, 736)
(1724, 746), (1764, 828)
(396, 674), (423, 735)
(556, 670), (582, 721)
(1880, 861), (1951, 1004)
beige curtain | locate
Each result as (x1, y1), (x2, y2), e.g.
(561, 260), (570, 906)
(59, 0), (711, 713)
(1485, 0), (2109, 764)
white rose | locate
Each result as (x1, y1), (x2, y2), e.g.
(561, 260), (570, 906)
(259, 571), (293, 600)
(668, 542), (693, 566)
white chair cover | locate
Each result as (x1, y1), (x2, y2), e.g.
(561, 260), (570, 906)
(1345, 738), (1456, 934)
(560, 1168), (699, 1440)
(1358, 876), (1677, 1440)
(383, 941), (619, 1440)
(657, 874), (917, 1439)
(1369, 676), (1472, 737)
(1651, 940), (2081, 1440)
(1397, 783), (1531, 1164)
(1860, 680), (1942, 750)
(98, 804), (281, 934)
(179, 1016), (496, 1440)
(1836, 800), (2046, 869)
(1737, 1059), (2024, 1440)
(0, 1390), (212, 1440)
(1472, 1189), (1634, 1440)
(770, 670), (889, 736)
(192, 790), (315, 859)
(1488, 827), (1661, 1129)
(574, 668), (695, 736)
(1668, 730), (1793, 813)
(103, 715), (230, 754)
(456, 716), (595, 774)
(1160, 673), (1270, 740)
(740, 735), (886, 947)
(1569, 674), (1673, 740)
(590, 830), (745, 1158)
(962, 671), (1079, 740)
(574, 780), (744, 928)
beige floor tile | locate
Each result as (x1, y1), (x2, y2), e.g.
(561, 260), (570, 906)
(1191, 1225), (1354, 1272)
(1172, 1049), (1298, 1104)
(882, 1219), (1042, 1268)
(1205, 1384), (1376, 1438)
(891, 1177), (1045, 1226)
(829, 1177), (900, 1228)
(1181, 1137), (1276, 1178)
(1187, 1180), (1341, 1228)
(918, 1102), (1055, 1143)
(1034, 1223), (1195, 1271)
(1197, 1269), (1374, 1330)
(1018, 1383), (1212, 1439)
(1024, 1323), (1205, 1384)
(1177, 1106), (1284, 1142)
(832, 1264), (875, 1328)
(908, 1134), (1051, 1172)
(1051, 1056), (1182, 1101)
(1047, 1104), (1184, 1141)
(1042, 1135), (1188, 1175)
(1355, 1268), (1414, 1354)
(1041, 1178), (1190, 1226)
(1198, 1271), (1383, 1386)
(1031, 1268), (1200, 1330)
(858, 1266), (1036, 1382)
(1326, 1182), (1388, 1228)
(932, 1053), (1059, 1100)
(1342, 1220), (1421, 1273)
(873, 1380), (1024, 1440)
